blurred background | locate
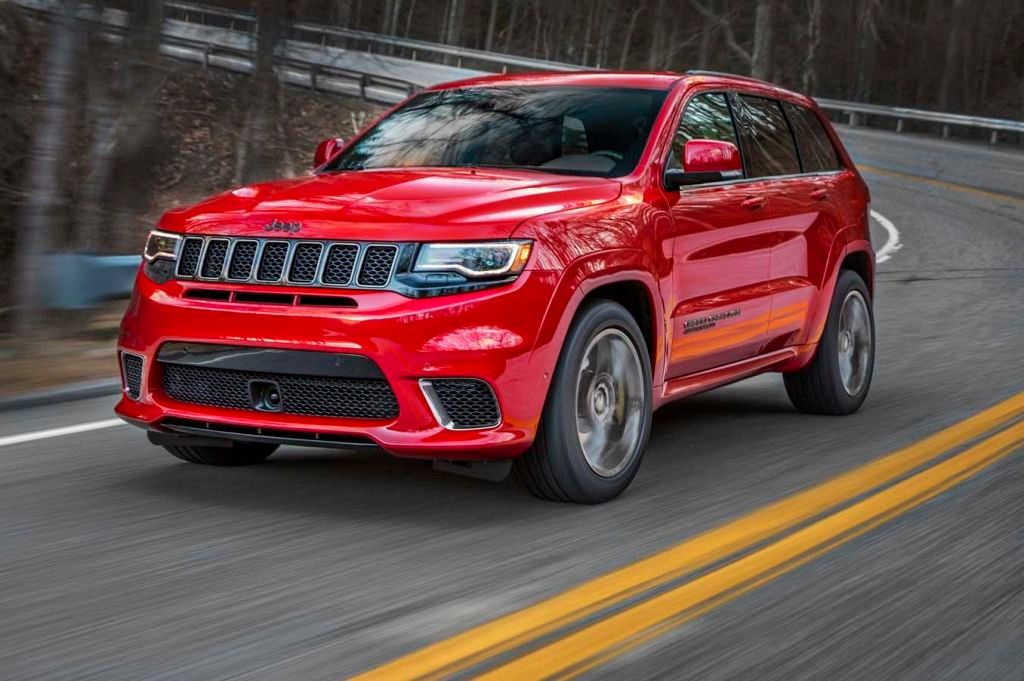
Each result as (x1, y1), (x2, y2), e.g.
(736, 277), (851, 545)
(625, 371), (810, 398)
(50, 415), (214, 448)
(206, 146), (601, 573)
(1, 0), (1022, 396)
(2, 2), (1024, 680)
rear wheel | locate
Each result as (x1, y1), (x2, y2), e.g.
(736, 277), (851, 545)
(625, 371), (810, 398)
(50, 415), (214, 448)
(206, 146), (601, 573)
(163, 442), (278, 466)
(784, 270), (875, 415)
(516, 300), (652, 503)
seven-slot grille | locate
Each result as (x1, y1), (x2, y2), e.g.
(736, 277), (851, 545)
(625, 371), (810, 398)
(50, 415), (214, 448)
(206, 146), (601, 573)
(176, 237), (399, 289)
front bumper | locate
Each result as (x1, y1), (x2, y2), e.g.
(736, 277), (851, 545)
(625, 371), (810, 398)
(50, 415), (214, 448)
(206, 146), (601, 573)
(116, 269), (561, 459)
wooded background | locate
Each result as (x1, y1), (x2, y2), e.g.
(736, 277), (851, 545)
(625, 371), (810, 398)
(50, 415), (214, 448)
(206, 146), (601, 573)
(234, 0), (1024, 117)
(2, 0), (1022, 336)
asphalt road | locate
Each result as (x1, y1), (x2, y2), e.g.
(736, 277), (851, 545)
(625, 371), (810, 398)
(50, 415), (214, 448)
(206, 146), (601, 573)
(1, 128), (1022, 680)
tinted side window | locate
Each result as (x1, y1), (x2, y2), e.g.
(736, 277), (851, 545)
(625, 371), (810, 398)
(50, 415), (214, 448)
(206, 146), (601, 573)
(737, 95), (800, 177)
(668, 93), (740, 170)
(783, 102), (842, 173)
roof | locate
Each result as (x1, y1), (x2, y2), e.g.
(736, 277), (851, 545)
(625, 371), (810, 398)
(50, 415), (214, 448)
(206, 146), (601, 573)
(426, 70), (815, 106)
(428, 71), (686, 91)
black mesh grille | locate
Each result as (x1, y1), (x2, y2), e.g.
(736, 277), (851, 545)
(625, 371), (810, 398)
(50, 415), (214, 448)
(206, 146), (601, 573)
(161, 363), (399, 420)
(257, 242), (289, 281)
(200, 239), (229, 278)
(122, 353), (144, 400)
(227, 240), (258, 280)
(178, 238), (204, 277)
(288, 243), (323, 283)
(430, 379), (500, 429)
(322, 244), (358, 285)
(358, 245), (397, 287)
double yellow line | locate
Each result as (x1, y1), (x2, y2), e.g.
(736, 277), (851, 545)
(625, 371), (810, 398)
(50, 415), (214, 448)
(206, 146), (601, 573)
(356, 392), (1024, 680)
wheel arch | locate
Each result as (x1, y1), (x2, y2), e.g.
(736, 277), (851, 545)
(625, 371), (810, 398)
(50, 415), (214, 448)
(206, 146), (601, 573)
(528, 253), (666, 388)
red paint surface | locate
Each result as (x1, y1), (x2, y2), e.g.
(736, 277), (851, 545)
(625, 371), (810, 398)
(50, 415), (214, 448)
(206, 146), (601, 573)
(117, 72), (873, 459)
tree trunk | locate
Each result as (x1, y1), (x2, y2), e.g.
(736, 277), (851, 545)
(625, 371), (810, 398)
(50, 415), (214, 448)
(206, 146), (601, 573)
(580, 0), (595, 66)
(484, 0), (498, 52)
(14, 1), (80, 335)
(751, 0), (775, 80)
(240, 0), (283, 185)
(618, 5), (642, 70)
(696, 0), (717, 69)
(802, 0), (823, 93)
(103, 0), (165, 247)
(853, 0), (880, 102)
(329, 0), (350, 27)
(937, 0), (964, 110)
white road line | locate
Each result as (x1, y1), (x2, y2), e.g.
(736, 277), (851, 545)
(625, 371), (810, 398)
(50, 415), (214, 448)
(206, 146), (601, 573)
(871, 209), (901, 264)
(0, 418), (126, 448)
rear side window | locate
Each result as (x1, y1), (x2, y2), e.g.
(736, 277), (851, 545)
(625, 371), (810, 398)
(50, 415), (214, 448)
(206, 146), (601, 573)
(736, 95), (801, 178)
(783, 102), (842, 173)
(668, 93), (740, 170)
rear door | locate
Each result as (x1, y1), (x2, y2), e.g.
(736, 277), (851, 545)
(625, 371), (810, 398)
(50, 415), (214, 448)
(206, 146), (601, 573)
(665, 92), (774, 379)
(761, 100), (849, 351)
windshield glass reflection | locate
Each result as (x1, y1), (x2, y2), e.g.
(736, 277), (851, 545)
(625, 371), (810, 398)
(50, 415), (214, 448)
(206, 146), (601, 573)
(327, 86), (669, 178)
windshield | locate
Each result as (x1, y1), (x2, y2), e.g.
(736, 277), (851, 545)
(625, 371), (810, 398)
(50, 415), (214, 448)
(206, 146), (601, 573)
(326, 86), (669, 178)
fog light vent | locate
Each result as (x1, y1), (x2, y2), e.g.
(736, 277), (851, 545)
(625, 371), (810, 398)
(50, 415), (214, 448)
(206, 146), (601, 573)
(420, 379), (501, 430)
(121, 352), (144, 400)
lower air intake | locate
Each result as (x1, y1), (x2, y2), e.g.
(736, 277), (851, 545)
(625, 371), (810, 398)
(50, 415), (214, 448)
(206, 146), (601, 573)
(161, 363), (399, 420)
(421, 379), (501, 430)
(122, 352), (144, 400)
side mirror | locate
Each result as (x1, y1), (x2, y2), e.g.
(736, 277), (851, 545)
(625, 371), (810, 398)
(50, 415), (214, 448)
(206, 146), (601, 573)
(313, 137), (345, 168)
(664, 139), (743, 189)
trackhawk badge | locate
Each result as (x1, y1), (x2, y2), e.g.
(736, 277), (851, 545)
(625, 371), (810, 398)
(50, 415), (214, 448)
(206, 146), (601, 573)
(263, 219), (302, 233)
(683, 309), (741, 334)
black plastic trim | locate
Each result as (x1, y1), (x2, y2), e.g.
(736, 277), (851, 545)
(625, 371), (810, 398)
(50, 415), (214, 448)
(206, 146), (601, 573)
(156, 418), (379, 450)
(156, 342), (386, 380)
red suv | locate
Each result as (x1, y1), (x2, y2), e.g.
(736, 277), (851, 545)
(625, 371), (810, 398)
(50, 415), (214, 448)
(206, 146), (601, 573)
(117, 71), (874, 503)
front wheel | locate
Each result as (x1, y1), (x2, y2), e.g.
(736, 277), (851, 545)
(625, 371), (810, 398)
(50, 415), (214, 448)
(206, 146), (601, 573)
(784, 270), (875, 415)
(516, 300), (652, 503)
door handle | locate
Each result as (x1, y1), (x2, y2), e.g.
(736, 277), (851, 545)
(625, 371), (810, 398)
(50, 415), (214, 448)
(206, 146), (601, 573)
(740, 196), (767, 210)
(810, 188), (828, 201)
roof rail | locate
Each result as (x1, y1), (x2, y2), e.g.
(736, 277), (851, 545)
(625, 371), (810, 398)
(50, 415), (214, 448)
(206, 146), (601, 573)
(684, 69), (776, 85)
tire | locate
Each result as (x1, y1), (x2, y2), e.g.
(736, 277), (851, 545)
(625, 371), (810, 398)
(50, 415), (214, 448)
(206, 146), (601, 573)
(784, 270), (875, 415)
(515, 300), (653, 503)
(163, 442), (278, 466)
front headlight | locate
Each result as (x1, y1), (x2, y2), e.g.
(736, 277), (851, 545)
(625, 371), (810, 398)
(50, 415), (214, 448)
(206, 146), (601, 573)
(414, 241), (532, 278)
(143, 230), (182, 262)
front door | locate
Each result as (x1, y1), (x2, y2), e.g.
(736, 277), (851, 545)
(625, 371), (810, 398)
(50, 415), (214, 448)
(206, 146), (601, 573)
(664, 92), (775, 378)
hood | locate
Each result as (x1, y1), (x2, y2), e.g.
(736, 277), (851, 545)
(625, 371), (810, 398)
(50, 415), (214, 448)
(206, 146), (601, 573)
(158, 168), (622, 241)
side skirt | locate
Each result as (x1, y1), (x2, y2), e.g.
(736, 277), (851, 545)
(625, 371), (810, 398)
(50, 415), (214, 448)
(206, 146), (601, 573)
(655, 348), (799, 409)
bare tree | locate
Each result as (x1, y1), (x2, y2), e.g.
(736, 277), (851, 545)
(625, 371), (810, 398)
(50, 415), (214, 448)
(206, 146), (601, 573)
(238, 0), (284, 185)
(802, 0), (823, 93)
(750, 0), (775, 80)
(483, 0), (499, 52)
(14, 1), (81, 336)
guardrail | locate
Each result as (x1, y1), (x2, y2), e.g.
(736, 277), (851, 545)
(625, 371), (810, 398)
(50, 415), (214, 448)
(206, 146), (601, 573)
(815, 99), (1024, 145)
(14, 0), (1023, 308)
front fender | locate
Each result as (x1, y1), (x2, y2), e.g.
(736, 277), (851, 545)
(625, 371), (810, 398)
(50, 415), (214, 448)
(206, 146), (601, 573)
(526, 249), (665, 390)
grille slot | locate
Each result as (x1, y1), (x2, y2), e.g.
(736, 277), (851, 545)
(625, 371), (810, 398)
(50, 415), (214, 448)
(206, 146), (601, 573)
(257, 241), (290, 281)
(121, 352), (144, 400)
(227, 240), (258, 280)
(422, 379), (501, 430)
(322, 243), (359, 285)
(177, 238), (204, 277)
(358, 245), (398, 287)
(288, 243), (323, 283)
(200, 239), (229, 278)
(161, 363), (399, 420)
